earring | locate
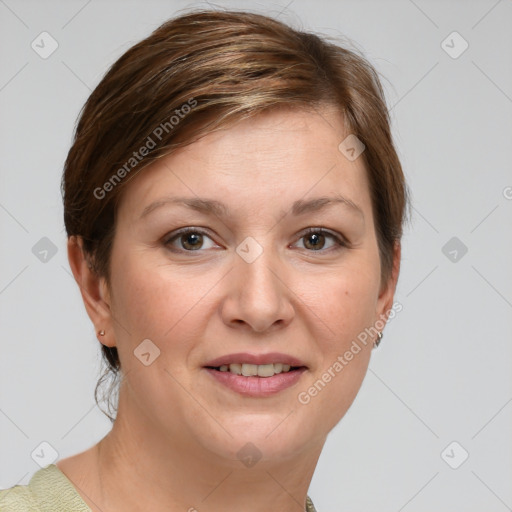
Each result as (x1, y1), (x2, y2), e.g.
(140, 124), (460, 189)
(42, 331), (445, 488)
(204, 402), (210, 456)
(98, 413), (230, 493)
(98, 329), (105, 336)
(374, 331), (383, 348)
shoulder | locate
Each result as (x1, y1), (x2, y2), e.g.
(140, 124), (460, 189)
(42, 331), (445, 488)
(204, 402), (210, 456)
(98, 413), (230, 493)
(0, 482), (39, 511)
(0, 464), (91, 512)
(306, 495), (318, 512)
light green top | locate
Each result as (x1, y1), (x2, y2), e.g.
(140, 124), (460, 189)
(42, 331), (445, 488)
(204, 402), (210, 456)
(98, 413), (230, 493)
(0, 464), (91, 511)
(0, 464), (317, 511)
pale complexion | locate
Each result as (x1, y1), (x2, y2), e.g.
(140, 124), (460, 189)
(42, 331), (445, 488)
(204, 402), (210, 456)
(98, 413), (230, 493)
(60, 105), (400, 512)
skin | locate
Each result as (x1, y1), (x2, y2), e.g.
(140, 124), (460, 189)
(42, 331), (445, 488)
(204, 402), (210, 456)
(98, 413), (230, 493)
(60, 105), (400, 512)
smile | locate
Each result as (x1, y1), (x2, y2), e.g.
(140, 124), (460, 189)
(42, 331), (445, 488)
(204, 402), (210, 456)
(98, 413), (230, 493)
(207, 362), (298, 377)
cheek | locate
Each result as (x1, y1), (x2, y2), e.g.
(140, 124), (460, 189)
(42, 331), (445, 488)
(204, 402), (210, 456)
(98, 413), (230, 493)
(294, 257), (380, 425)
(108, 250), (221, 358)
(303, 258), (380, 340)
(310, 275), (377, 377)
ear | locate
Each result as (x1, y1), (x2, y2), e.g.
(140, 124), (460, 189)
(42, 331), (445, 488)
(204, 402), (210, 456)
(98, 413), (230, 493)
(374, 240), (401, 328)
(67, 235), (116, 348)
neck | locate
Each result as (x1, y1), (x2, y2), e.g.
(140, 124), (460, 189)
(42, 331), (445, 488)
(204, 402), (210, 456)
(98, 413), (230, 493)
(90, 384), (323, 512)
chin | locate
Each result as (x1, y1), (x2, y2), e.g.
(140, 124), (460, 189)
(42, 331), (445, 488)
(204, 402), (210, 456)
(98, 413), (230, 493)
(192, 410), (321, 464)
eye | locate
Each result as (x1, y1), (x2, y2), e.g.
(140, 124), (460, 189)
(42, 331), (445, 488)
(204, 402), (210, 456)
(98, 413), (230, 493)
(293, 228), (347, 252)
(164, 227), (218, 252)
(163, 226), (348, 254)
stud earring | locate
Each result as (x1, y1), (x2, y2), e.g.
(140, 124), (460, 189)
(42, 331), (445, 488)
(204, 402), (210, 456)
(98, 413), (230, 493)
(98, 329), (105, 336)
(374, 331), (383, 348)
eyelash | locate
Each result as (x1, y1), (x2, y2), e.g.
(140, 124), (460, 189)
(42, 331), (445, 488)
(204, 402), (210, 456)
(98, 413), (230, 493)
(163, 227), (348, 254)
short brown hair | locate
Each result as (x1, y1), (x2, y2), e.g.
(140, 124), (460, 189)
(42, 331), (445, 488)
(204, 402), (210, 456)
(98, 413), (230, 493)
(62, 7), (409, 420)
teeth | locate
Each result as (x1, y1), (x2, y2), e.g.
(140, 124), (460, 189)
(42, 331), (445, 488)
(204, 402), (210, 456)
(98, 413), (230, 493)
(229, 363), (242, 375)
(216, 363), (296, 377)
(242, 363), (258, 376)
(257, 364), (275, 377)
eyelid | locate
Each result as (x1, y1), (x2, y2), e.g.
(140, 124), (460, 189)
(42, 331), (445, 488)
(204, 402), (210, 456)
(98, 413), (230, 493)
(293, 227), (349, 251)
(297, 227), (348, 243)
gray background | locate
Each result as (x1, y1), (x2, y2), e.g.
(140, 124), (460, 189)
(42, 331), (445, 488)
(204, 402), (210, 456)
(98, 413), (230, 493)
(1, 0), (511, 510)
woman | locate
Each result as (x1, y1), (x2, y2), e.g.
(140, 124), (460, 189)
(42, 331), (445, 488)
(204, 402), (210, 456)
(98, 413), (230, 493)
(0, 7), (408, 511)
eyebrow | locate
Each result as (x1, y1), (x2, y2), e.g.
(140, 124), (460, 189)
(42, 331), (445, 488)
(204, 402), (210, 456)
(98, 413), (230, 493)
(139, 194), (364, 220)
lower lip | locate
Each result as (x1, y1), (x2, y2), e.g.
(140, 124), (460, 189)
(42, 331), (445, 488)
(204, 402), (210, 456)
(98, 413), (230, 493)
(204, 367), (307, 397)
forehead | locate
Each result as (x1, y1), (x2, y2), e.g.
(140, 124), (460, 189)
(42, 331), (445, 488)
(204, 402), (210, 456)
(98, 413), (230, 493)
(118, 106), (372, 221)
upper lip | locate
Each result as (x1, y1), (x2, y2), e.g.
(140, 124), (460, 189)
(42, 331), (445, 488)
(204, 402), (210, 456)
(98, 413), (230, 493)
(203, 352), (307, 368)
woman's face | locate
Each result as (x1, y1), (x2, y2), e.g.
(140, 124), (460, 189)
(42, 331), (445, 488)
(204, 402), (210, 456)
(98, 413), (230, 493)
(101, 106), (398, 462)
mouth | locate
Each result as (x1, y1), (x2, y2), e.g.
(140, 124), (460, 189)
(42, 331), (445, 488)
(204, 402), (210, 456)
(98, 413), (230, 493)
(202, 353), (308, 397)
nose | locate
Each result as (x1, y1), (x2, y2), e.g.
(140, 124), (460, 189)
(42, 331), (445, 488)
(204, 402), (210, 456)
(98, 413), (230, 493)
(220, 247), (295, 334)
